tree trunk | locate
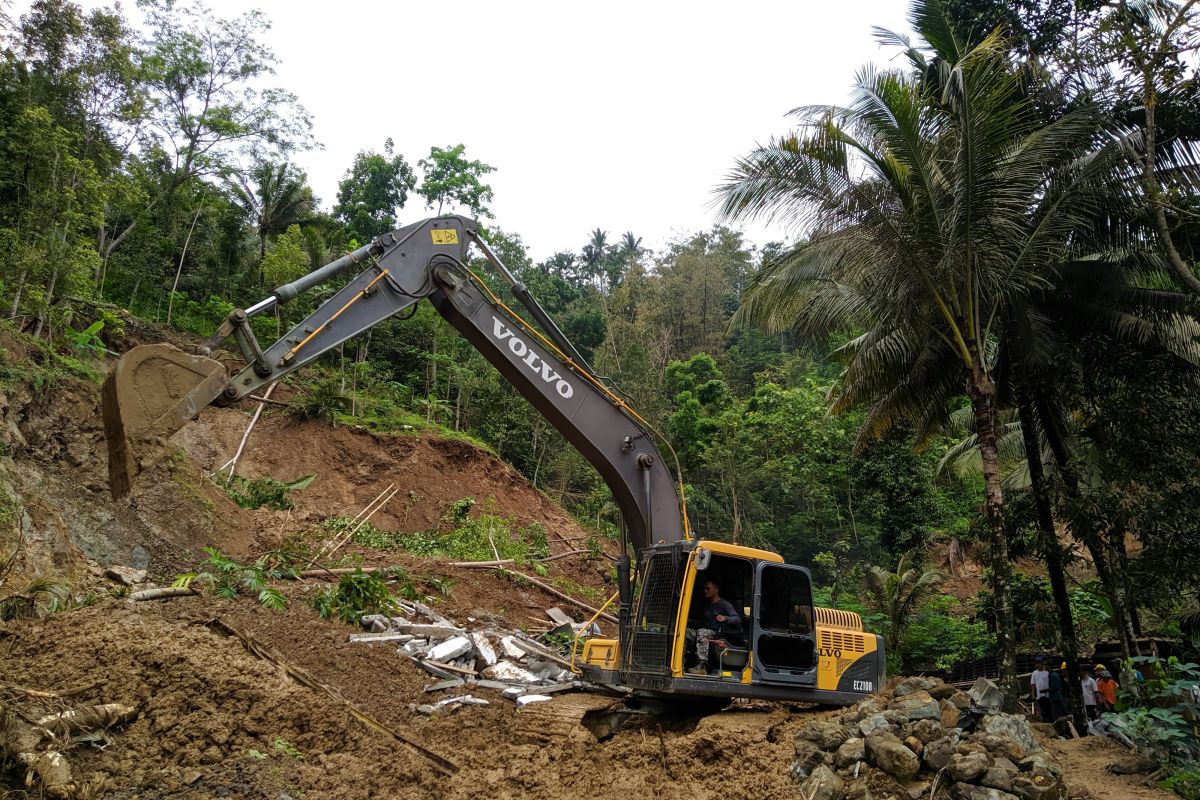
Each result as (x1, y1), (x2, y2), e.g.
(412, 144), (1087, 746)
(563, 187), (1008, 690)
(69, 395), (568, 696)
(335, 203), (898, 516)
(1018, 399), (1087, 732)
(967, 374), (1018, 701)
(8, 268), (27, 319)
(1034, 392), (1139, 659)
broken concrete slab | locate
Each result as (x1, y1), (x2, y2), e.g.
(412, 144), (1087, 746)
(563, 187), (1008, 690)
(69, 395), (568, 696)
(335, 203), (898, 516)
(423, 679), (466, 693)
(483, 661), (540, 683)
(546, 607), (575, 626)
(470, 632), (498, 667)
(516, 694), (553, 707)
(348, 632), (415, 644)
(427, 635), (472, 662)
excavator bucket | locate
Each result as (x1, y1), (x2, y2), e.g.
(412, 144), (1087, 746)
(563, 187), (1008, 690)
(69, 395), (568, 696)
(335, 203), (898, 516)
(102, 344), (228, 498)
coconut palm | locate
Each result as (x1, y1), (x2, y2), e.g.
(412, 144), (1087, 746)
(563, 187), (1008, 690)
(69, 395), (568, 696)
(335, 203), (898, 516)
(229, 161), (316, 263)
(717, 0), (1141, 695)
(861, 554), (945, 653)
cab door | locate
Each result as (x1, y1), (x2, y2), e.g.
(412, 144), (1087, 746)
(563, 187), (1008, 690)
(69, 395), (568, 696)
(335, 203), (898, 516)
(751, 562), (817, 686)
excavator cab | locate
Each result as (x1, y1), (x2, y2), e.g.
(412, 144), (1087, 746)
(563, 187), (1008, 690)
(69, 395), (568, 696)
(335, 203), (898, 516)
(101, 214), (885, 707)
(581, 540), (885, 704)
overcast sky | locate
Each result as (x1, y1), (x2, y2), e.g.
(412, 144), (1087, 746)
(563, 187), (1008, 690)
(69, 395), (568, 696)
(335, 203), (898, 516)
(19, 0), (915, 261)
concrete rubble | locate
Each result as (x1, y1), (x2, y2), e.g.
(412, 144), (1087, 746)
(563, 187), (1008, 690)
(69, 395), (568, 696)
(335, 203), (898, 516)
(359, 603), (598, 712)
(790, 676), (1083, 800)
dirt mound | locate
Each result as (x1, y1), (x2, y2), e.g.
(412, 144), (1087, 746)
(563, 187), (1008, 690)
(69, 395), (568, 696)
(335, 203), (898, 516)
(1, 594), (812, 799)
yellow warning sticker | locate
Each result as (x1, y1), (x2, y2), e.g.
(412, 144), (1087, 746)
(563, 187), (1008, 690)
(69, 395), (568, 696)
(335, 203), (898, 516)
(431, 229), (458, 245)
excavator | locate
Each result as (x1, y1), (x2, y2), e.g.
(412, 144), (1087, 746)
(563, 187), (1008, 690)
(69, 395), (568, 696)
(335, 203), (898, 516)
(102, 215), (885, 706)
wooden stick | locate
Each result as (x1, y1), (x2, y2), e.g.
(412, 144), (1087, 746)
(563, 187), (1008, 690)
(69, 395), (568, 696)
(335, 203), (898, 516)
(324, 486), (401, 559)
(292, 549), (591, 579)
(129, 587), (198, 602)
(446, 550), (590, 569)
(223, 382), (278, 483)
(501, 569), (618, 624)
(0, 680), (100, 699)
(353, 484), (395, 523)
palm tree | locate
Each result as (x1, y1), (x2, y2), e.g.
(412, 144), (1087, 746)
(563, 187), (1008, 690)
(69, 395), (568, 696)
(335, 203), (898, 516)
(229, 162), (316, 265)
(620, 231), (643, 257)
(717, 0), (1131, 696)
(861, 554), (945, 653)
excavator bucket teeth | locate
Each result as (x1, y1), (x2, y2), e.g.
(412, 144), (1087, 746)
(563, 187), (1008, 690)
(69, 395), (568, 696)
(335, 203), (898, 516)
(102, 344), (228, 498)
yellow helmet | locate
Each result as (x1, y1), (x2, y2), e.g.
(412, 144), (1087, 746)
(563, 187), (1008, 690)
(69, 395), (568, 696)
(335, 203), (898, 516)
(1094, 663), (1105, 671)
(1060, 662), (1068, 670)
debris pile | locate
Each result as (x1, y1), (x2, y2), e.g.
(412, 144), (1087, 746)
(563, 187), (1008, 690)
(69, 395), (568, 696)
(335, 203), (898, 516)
(790, 677), (1080, 800)
(356, 602), (600, 715)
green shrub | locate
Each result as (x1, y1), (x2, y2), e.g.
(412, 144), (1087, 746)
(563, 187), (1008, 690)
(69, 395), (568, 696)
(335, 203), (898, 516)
(310, 567), (406, 624)
(173, 547), (295, 609)
(222, 474), (315, 511)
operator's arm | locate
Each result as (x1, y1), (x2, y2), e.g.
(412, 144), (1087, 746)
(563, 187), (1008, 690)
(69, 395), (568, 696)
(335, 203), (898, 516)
(717, 599), (741, 629)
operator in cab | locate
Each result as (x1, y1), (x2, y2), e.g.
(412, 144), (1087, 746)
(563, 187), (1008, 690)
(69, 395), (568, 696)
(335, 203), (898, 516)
(686, 579), (741, 675)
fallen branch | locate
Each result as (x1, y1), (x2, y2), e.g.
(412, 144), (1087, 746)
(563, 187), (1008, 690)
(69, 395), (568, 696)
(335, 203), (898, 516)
(446, 549), (591, 569)
(129, 587), (198, 602)
(205, 619), (458, 776)
(219, 382), (278, 482)
(0, 680), (100, 700)
(500, 569), (617, 624)
(292, 549), (592, 579)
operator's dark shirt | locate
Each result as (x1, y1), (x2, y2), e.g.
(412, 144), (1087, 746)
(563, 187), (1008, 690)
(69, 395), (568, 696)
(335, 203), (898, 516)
(701, 598), (740, 630)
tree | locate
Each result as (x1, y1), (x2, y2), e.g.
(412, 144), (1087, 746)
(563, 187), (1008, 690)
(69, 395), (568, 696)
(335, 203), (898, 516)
(228, 161), (315, 264)
(861, 554), (945, 653)
(333, 139), (415, 244)
(717, 0), (1132, 697)
(416, 143), (495, 218)
(99, 0), (314, 260)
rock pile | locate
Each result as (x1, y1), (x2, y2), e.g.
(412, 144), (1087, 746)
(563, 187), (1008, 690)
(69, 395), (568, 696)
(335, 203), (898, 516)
(791, 677), (1077, 800)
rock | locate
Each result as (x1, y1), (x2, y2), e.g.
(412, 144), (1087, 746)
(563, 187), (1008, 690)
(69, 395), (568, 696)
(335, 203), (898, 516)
(853, 696), (885, 720)
(905, 718), (945, 744)
(947, 751), (992, 782)
(904, 735), (924, 756)
(923, 735), (959, 771)
(858, 713), (893, 737)
(794, 739), (834, 779)
(1017, 753), (1063, 780)
(981, 766), (1017, 793)
(835, 737), (866, 770)
(929, 683), (959, 701)
(953, 786), (1021, 800)
(941, 699), (963, 727)
(798, 721), (853, 752)
(890, 690), (941, 721)
(893, 676), (941, 697)
(950, 691), (972, 710)
(1030, 722), (1059, 738)
(106, 565), (147, 585)
(866, 732), (921, 782)
(883, 710), (911, 726)
(1011, 774), (1067, 800)
(497, 636), (526, 660)
(967, 678), (1005, 714)
(980, 714), (1040, 756)
(1106, 755), (1157, 775)
(799, 765), (845, 800)
(843, 780), (871, 800)
(907, 781), (932, 800)
(971, 732), (1027, 761)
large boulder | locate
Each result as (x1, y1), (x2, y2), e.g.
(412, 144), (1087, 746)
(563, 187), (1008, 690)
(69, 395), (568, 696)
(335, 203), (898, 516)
(893, 676), (942, 697)
(1011, 774), (1068, 800)
(890, 690), (941, 722)
(857, 713), (894, 737)
(980, 764), (1019, 794)
(923, 735), (960, 771)
(948, 751), (992, 783)
(905, 718), (946, 744)
(793, 739), (834, 780)
(953, 786), (1021, 800)
(1018, 753), (1063, 780)
(835, 737), (867, 770)
(798, 721), (853, 752)
(971, 732), (1027, 762)
(979, 714), (1040, 757)
(865, 732), (921, 782)
(800, 765), (845, 800)
(967, 677), (1005, 714)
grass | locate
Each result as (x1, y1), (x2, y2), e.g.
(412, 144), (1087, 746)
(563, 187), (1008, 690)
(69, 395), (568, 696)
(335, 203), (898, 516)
(326, 499), (551, 566)
(0, 322), (102, 392)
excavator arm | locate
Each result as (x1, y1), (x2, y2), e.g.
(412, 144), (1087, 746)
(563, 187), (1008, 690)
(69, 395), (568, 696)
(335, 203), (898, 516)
(103, 216), (688, 553)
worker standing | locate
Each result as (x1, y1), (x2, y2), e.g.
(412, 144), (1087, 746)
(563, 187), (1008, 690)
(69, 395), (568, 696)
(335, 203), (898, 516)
(1096, 669), (1120, 714)
(1030, 657), (1053, 722)
(1048, 662), (1066, 720)
(1081, 669), (1100, 720)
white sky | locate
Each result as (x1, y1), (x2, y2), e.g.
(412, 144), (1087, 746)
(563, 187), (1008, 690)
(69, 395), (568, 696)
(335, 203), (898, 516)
(19, 0), (915, 261)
